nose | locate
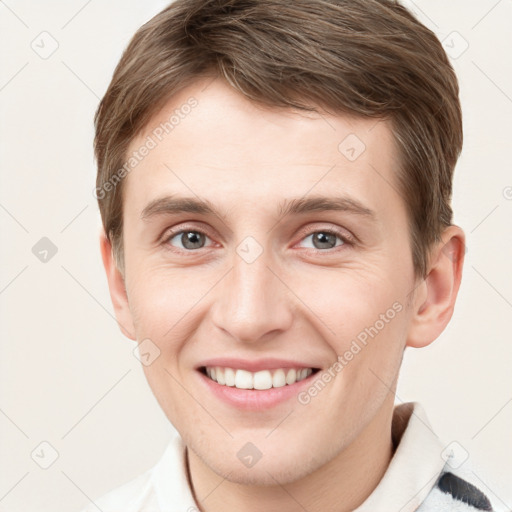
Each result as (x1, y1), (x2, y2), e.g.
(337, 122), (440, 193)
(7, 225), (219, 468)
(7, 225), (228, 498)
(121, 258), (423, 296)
(210, 248), (294, 344)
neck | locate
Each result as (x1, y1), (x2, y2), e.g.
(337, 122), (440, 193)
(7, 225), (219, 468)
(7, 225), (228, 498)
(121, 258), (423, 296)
(187, 399), (395, 512)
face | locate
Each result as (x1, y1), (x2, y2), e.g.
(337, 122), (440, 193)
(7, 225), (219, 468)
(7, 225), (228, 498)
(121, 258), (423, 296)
(111, 77), (426, 485)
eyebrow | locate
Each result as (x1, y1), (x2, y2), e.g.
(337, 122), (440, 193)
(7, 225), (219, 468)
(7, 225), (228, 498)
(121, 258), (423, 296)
(140, 194), (375, 221)
(278, 195), (375, 219)
(141, 195), (219, 220)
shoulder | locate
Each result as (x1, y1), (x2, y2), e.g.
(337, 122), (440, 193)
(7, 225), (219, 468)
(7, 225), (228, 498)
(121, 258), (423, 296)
(359, 402), (505, 512)
(77, 432), (193, 512)
(78, 467), (158, 512)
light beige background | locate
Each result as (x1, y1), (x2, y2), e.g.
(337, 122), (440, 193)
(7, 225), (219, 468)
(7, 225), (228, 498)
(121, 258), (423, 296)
(0, 1), (511, 511)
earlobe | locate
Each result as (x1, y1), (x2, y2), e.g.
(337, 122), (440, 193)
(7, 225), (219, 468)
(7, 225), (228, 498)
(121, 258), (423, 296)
(99, 229), (136, 340)
(406, 226), (465, 349)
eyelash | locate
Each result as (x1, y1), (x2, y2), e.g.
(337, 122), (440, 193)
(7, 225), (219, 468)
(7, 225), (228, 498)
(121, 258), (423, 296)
(296, 227), (354, 251)
(160, 224), (354, 254)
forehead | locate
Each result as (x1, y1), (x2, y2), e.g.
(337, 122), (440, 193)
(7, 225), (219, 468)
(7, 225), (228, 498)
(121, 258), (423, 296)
(124, 77), (402, 218)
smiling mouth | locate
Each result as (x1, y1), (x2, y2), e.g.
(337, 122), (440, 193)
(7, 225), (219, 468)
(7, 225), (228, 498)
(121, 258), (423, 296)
(200, 366), (320, 390)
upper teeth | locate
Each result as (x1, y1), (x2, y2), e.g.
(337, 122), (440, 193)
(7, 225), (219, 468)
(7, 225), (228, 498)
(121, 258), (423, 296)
(204, 367), (313, 389)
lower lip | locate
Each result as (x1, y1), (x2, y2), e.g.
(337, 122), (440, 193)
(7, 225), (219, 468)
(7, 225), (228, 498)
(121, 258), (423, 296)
(197, 370), (318, 411)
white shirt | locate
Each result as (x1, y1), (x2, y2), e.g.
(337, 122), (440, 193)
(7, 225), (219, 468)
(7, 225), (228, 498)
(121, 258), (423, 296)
(79, 402), (497, 511)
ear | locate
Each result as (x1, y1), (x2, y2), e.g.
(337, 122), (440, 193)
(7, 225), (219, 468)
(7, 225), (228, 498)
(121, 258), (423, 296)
(406, 225), (466, 348)
(99, 229), (136, 340)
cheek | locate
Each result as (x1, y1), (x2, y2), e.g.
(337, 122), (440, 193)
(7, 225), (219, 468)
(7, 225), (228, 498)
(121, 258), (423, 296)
(296, 262), (407, 338)
(331, 294), (409, 409)
(126, 265), (207, 338)
(308, 265), (410, 386)
(127, 282), (172, 340)
(125, 267), (222, 383)
(331, 301), (408, 390)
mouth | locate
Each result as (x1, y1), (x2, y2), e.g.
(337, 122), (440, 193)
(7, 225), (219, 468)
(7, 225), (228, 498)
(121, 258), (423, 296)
(199, 366), (321, 390)
(195, 357), (325, 410)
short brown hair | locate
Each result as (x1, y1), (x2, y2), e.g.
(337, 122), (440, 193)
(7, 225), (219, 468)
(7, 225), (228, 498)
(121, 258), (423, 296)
(94, 0), (462, 278)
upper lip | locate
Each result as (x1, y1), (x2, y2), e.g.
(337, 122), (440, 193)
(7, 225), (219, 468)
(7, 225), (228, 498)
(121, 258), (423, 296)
(196, 358), (320, 373)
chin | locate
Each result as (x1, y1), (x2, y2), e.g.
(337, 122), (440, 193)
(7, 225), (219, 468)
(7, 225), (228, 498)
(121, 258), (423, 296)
(197, 445), (320, 487)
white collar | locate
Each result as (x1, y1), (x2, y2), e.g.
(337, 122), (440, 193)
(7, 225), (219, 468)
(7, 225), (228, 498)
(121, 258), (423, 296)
(354, 402), (446, 511)
(150, 402), (445, 510)
(151, 432), (196, 508)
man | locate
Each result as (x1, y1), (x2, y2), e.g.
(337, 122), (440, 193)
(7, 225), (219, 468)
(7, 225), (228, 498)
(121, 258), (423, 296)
(85, 0), (498, 510)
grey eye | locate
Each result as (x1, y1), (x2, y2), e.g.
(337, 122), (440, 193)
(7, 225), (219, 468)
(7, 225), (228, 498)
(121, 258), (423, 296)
(169, 231), (208, 250)
(300, 231), (344, 250)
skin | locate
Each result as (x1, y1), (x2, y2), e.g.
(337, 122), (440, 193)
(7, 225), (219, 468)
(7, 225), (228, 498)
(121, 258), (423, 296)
(101, 77), (465, 512)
